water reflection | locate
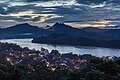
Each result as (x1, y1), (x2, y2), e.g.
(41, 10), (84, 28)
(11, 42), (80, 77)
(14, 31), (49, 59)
(0, 39), (120, 57)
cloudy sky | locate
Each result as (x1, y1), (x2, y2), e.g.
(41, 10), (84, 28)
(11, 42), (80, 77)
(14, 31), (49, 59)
(0, 0), (120, 27)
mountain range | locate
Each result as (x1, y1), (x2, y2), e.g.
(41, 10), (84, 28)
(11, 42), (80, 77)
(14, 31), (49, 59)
(0, 23), (50, 39)
(1, 22), (120, 48)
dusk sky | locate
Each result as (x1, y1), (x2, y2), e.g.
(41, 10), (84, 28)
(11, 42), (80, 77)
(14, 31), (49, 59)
(0, 0), (120, 28)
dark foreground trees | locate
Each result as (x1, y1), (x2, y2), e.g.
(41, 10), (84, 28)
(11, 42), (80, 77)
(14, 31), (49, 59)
(0, 56), (120, 80)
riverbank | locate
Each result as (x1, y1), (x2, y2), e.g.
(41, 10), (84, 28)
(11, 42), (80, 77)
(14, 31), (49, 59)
(0, 39), (120, 57)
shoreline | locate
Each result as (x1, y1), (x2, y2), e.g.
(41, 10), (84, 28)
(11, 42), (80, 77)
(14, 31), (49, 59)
(1, 38), (120, 57)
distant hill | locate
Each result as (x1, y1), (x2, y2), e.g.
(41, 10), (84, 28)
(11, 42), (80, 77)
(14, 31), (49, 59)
(1, 22), (120, 48)
(81, 27), (120, 39)
(0, 22), (120, 40)
(32, 23), (120, 48)
(103, 25), (120, 29)
(32, 33), (120, 49)
(81, 27), (109, 33)
(0, 23), (49, 39)
(47, 22), (87, 36)
(1, 23), (40, 34)
(47, 22), (108, 39)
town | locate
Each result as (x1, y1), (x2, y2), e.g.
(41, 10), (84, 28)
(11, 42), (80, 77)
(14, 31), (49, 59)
(0, 42), (89, 71)
(0, 42), (120, 80)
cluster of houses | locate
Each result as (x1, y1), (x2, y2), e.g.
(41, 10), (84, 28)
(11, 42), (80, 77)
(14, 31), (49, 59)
(0, 42), (88, 71)
(5, 47), (87, 70)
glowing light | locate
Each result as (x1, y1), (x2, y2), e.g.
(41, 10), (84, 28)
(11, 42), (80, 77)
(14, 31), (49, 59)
(46, 62), (50, 67)
(9, 53), (13, 56)
(9, 11), (34, 17)
(65, 20), (116, 28)
(51, 68), (56, 71)
(21, 54), (25, 57)
(6, 57), (10, 61)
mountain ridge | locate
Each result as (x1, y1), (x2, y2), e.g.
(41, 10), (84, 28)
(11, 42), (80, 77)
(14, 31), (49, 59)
(1, 22), (120, 40)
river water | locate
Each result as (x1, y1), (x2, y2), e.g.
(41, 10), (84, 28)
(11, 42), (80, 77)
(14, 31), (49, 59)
(0, 39), (120, 57)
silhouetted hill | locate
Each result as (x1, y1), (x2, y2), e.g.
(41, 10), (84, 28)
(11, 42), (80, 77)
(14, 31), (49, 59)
(0, 23), (50, 39)
(81, 27), (109, 33)
(32, 23), (120, 48)
(82, 26), (120, 36)
(48, 22), (76, 31)
(81, 27), (120, 40)
(47, 23), (104, 39)
(1, 23), (40, 34)
(103, 25), (120, 29)
(82, 26), (120, 39)
(47, 22), (79, 34)
(0, 22), (118, 40)
(32, 33), (120, 49)
(1, 22), (120, 48)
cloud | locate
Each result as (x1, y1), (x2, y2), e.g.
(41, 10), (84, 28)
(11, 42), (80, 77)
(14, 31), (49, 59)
(0, 15), (28, 22)
(24, 0), (51, 2)
(20, 15), (32, 19)
(0, 7), (7, 14)
(76, 0), (109, 4)
(0, 0), (120, 27)
(32, 16), (41, 22)
(9, 0), (120, 5)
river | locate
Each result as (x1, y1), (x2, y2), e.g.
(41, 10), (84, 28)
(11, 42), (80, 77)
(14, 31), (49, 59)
(0, 39), (120, 57)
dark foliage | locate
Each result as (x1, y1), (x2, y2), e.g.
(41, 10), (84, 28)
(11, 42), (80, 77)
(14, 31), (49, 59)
(0, 54), (120, 80)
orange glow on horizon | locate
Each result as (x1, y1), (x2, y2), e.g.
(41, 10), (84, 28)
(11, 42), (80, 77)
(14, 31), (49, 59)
(65, 20), (116, 28)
